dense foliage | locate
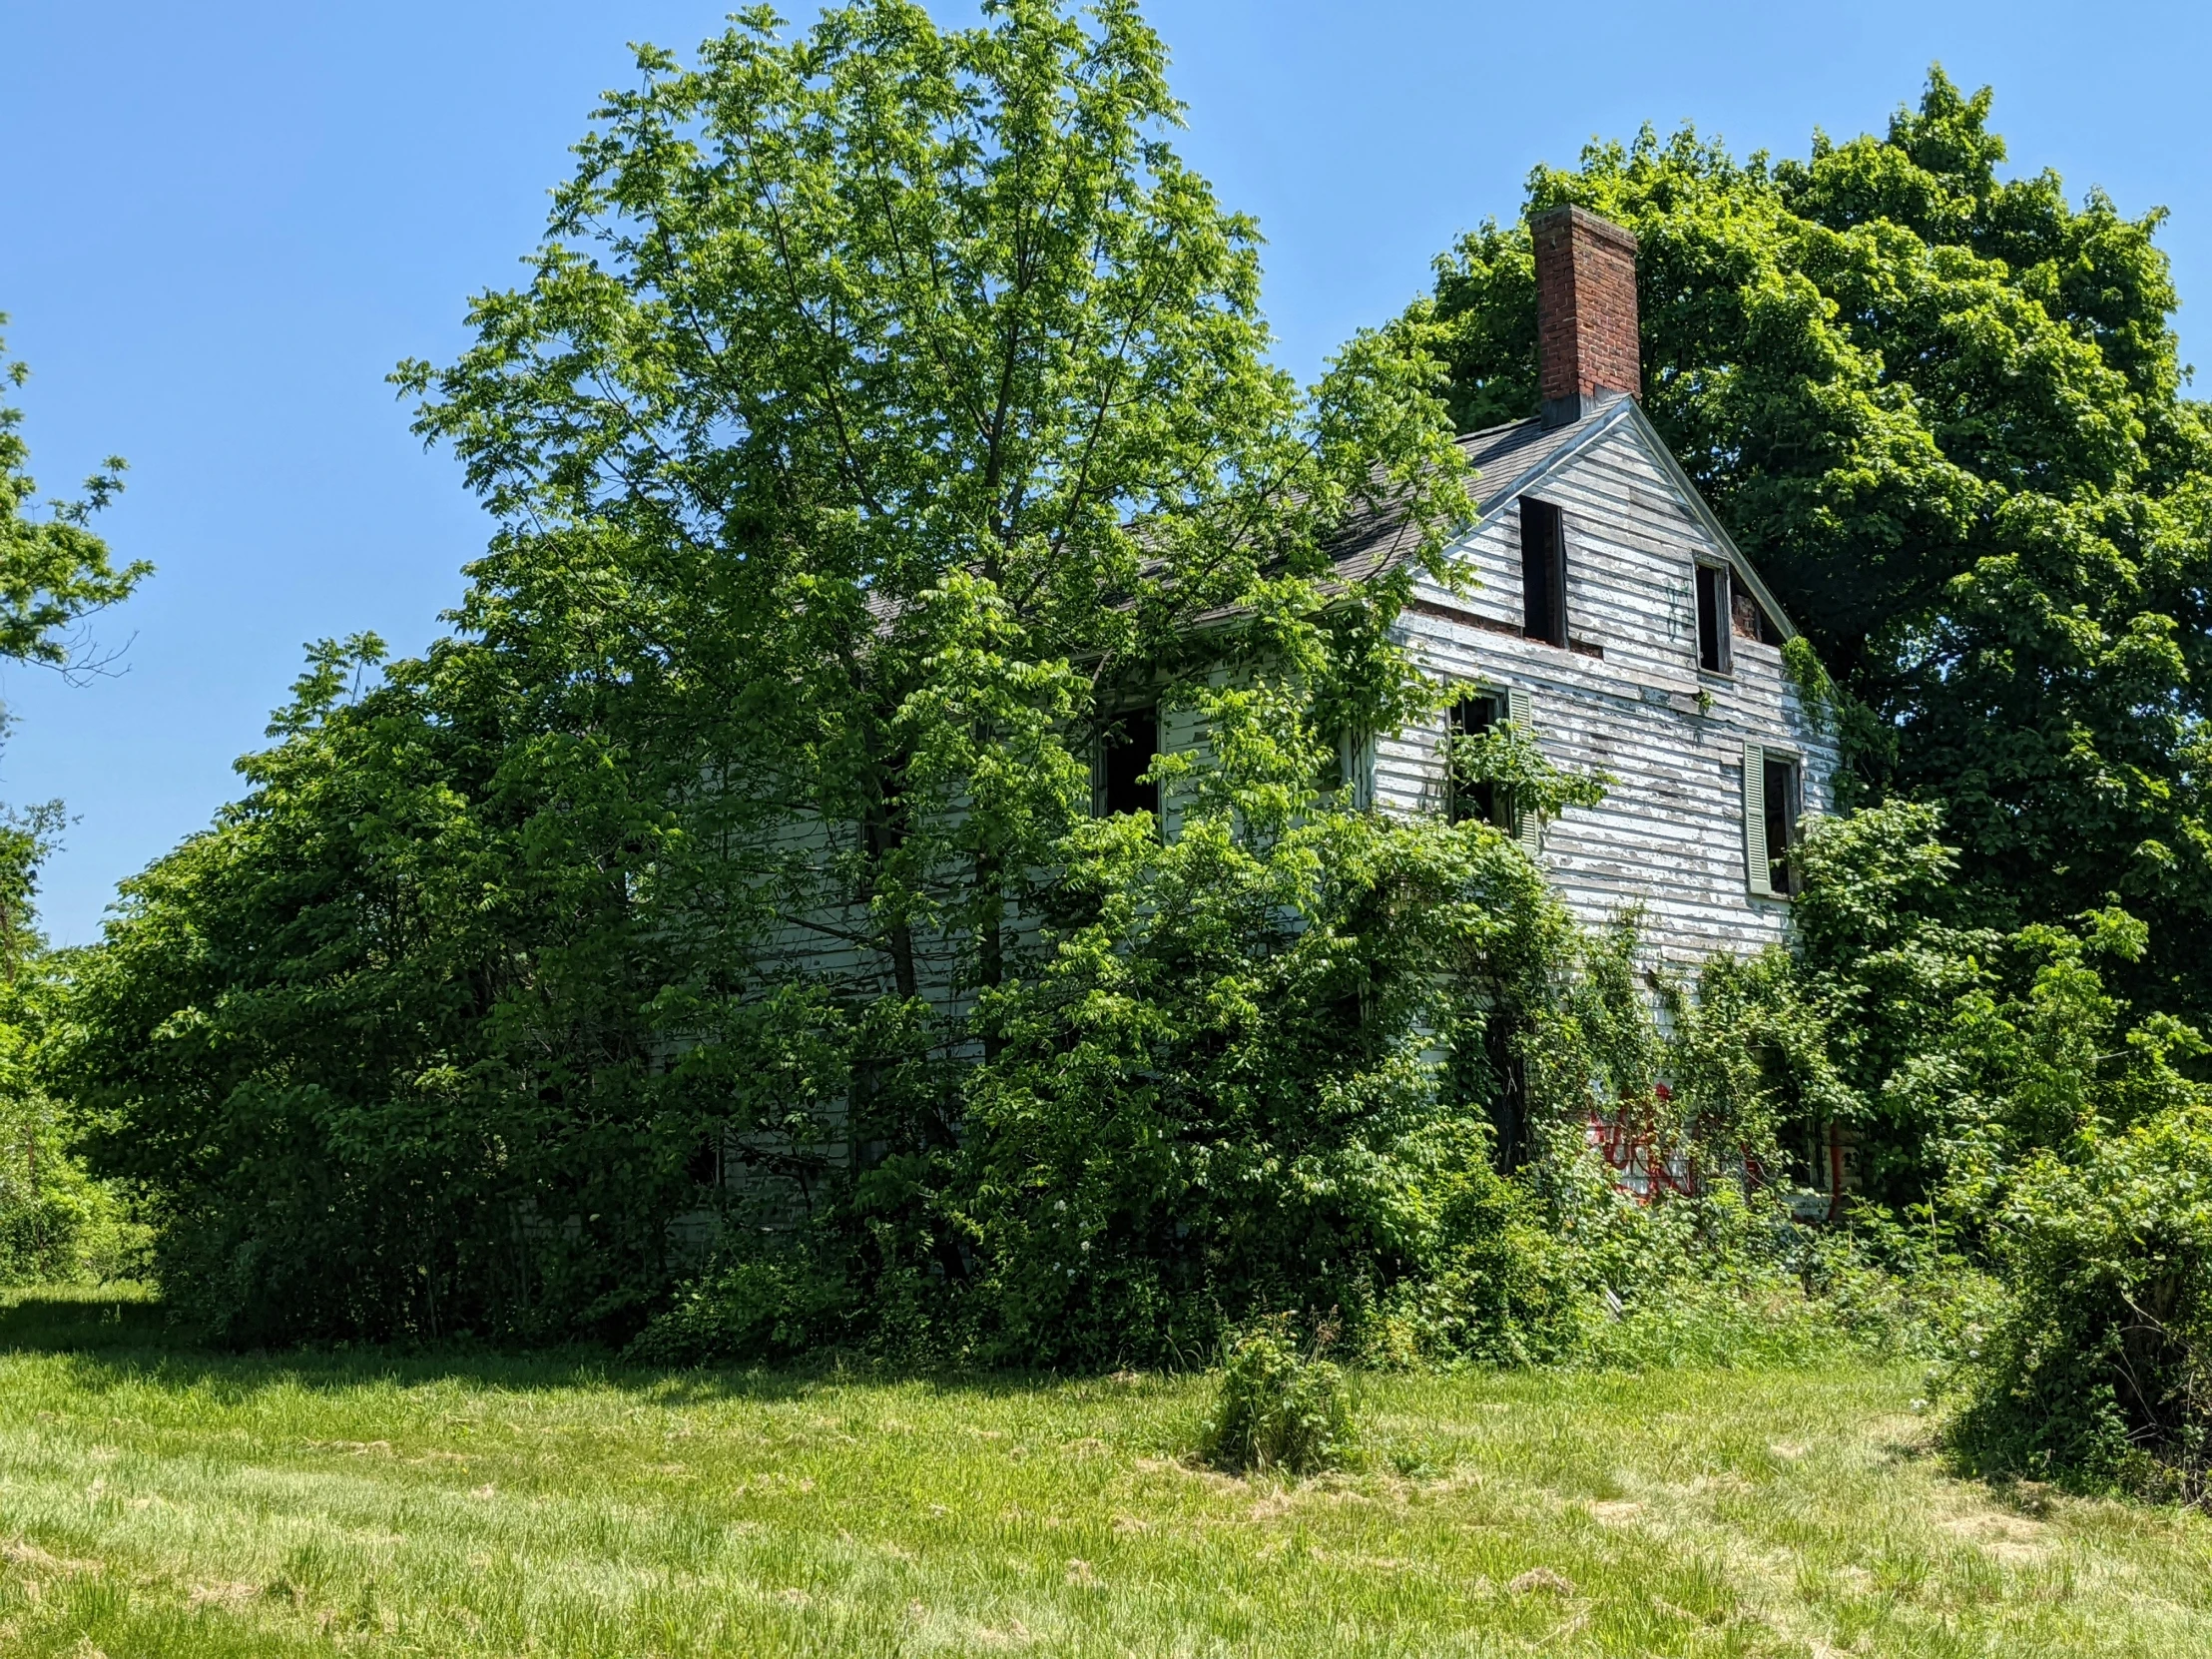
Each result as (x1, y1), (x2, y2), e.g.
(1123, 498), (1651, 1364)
(634, 718), (1634, 1369)
(1951, 1105), (2212, 1501)
(58, 0), (1481, 1349)
(33, 7), (2212, 1507)
(1410, 72), (2212, 1023)
(0, 328), (149, 1282)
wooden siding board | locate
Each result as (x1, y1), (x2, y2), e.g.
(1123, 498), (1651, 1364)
(1388, 418), (1838, 964)
(765, 413), (1840, 1007)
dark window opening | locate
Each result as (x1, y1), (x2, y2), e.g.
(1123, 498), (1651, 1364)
(1733, 587), (1782, 646)
(1519, 497), (1567, 648)
(863, 763), (907, 862)
(1763, 753), (1802, 894)
(1098, 707), (1159, 820)
(1484, 1016), (1529, 1174)
(1780, 1115), (1849, 1222)
(1448, 694), (1503, 826)
(1324, 731), (1369, 804)
(1695, 563), (1730, 674)
(687, 1132), (724, 1188)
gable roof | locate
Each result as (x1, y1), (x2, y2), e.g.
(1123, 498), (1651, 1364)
(1325, 394), (1802, 643)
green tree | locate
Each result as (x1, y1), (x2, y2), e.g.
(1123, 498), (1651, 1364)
(0, 326), (150, 1282)
(1, 324), (148, 679)
(63, 0), (1472, 1345)
(1411, 71), (2212, 1021)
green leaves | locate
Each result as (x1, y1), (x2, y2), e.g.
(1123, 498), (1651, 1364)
(0, 323), (149, 677)
(1412, 71), (2212, 1020)
(67, 2), (1478, 1350)
(1950, 1100), (2212, 1499)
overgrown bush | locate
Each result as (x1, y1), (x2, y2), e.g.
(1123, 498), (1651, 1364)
(0, 951), (149, 1287)
(1570, 1189), (1992, 1372)
(1949, 1104), (2212, 1502)
(1198, 1320), (1357, 1476)
(623, 1245), (852, 1368)
(0, 1145), (148, 1286)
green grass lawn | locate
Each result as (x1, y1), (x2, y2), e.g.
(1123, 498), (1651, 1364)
(0, 1286), (2207, 1656)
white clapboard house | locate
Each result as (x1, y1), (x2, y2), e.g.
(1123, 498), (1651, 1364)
(745, 207), (1841, 1202)
(1104, 205), (1837, 970)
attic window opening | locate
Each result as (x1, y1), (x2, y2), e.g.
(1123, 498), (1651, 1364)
(1732, 586), (1782, 646)
(1695, 562), (1731, 675)
(1519, 498), (1567, 649)
(1097, 707), (1159, 821)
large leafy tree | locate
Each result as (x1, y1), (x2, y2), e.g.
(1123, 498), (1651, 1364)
(0, 323), (149, 965)
(1411, 71), (2212, 1021)
(0, 325), (147, 680)
(65, 0), (1470, 1344)
(0, 327), (148, 1276)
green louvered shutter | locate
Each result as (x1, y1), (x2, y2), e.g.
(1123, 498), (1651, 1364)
(1742, 740), (1773, 896)
(1507, 688), (1541, 854)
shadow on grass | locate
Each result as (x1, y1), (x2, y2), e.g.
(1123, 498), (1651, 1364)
(0, 1285), (171, 1353)
(0, 1285), (1173, 1410)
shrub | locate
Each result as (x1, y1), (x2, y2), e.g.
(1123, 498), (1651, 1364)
(1948, 1104), (2212, 1502)
(625, 1248), (850, 1368)
(1357, 1149), (1592, 1368)
(1198, 1320), (1357, 1476)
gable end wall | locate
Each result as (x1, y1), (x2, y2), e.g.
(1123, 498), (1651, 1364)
(1377, 420), (1838, 965)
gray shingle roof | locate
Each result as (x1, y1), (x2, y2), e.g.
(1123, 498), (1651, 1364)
(1322, 406), (1613, 590)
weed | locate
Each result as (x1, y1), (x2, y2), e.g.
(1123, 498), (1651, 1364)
(1198, 1319), (1356, 1476)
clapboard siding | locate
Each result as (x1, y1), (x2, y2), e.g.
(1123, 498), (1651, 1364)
(759, 410), (1835, 998)
(1378, 415), (1838, 964)
(752, 691), (1215, 999)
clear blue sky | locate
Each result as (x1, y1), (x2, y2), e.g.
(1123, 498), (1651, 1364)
(4, 0), (2206, 945)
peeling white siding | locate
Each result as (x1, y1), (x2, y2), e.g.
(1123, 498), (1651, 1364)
(759, 413), (1836, 991)
(1378, 417), (1838, 967)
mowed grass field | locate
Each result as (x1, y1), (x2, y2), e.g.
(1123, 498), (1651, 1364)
(0, 1288), (2207, 1656)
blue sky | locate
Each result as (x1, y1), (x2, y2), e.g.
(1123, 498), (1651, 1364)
(3, 0), (2206, 945)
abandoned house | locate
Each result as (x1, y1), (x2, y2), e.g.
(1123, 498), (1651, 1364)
(1115, 205), (1836, 968)
(1095, 205), (1846, 1208)
(757, 205), (1843, 1202)
(1335, 204), (1837, 965)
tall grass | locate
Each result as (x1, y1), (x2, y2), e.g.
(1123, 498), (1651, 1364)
(0, 1285), (2207, 1655)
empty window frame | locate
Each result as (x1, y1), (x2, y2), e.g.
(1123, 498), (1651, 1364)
(1449, 687), (1543, 853)
(1694, 561), (1732, 675)
(1519, 497), (1567, 648)
(1742, 742), (1803, 896)
(1447, 693), (1503, 828)
(1096, 707), (1160, 820)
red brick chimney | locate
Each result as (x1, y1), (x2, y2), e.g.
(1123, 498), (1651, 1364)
(1532, 206), (1641, 427)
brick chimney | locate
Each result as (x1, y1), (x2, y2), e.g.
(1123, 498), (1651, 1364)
(1532, 206), (1641, 427)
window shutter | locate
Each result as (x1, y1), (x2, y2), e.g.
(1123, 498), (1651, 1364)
(1339, 729), (1374, 811)
(1742, 741), (1773, 896)
(1507, 688), (1542, 854)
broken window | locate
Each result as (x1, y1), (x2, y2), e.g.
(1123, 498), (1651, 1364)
(1326, 729), (1374, 808)
(687, 1132), (724, 1188)
(1519, 497), (1567, 648)
(1447, 694), (1503, 827)
(1732, 585), (1782, 646)
(1694, 562), (1731, 675)
(1763, 752), (1802, 894)
(1448, 689), (1543, 855)
(1096, 707), (1159, 821)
